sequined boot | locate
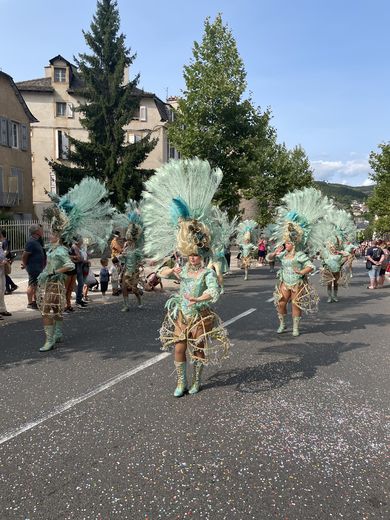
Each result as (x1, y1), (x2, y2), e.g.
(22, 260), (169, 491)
(121, 295), (129, 312)
(292, 316), (301, 337)
(40, 325), (55, 352)
(174, 361), (187, 397)
(188, 361), (204, 395)
(327, 288), (333, 303)
(277, 314), (286, 333)
(332, 289), (339, 302)
(53, 319), (63, 343)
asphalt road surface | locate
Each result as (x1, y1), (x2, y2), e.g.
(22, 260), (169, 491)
(0, 261), (389, 519)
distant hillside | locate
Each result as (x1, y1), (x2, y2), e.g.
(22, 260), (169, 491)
(314, 181), (374, 208)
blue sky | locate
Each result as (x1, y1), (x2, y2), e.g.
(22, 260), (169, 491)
(1, 0), (389, 186)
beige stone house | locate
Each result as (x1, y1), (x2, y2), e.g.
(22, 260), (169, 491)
(0, 71), (37, 218)
(17, 55), (176, 217)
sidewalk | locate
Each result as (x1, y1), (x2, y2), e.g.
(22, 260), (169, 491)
(2, 255), (244, 325)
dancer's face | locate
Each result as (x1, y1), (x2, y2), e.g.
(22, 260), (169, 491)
(285, 241), (294, 252)
(49, 233), (60, 244)
(188, 254), (202, 265)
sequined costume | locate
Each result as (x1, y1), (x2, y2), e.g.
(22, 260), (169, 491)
(37, 245), (75, 317)
(273, 251), (318, 313)
(119, 246), (143, 297)
(320, 251), (348, 288)
(159, 264), (229, 365)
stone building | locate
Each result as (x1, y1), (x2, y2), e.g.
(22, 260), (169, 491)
(17, 55), (175, 217)
(0, 71), (37, 218)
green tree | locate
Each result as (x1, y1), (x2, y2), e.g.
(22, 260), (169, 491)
(169, 14), (313, 220)
(49, 0), (156, 207)
(168, 14), (275, 214)
(368, 143), (390, 233)
(247, 144), (314, 226)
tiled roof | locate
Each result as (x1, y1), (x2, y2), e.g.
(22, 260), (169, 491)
(16, 77), (54, 92)
(0, 72), (39, 122)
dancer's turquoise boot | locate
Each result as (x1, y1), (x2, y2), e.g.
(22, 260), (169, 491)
(188, 361), (204, 395)
(332, 289), (339, 302)
(327, 288), (333, 303)
(40, 325), (55, 352)
(292, 316), (301, 337)
(53, 319), (64, 343)
(277, 314), (286, 334)
(174, 361), (187, 397)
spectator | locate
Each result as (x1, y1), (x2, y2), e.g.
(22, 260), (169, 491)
(0, 229), (18, 294)
(72, 237), (88, 308)
(64, 242), (77, 312)
(378, 240), (389, 288)
(0, 245), (12, 319)
(257, 238), (267, 265)
(110, 257), (120, 295)
(365, 240), (384, 289)
(99, 258), (110, 296)
(111, 231), (124, 259)
(21, 224), (45, 310)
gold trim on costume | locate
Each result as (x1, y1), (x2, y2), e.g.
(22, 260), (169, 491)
(159, 309), (230, 366)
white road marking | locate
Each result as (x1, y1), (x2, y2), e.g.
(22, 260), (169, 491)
(0, 308), (256, 446)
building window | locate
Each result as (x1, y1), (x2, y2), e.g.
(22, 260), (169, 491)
(56, 130), (69, 159)
(139, 106), (147, 121)
(128, 133), (142, 144)
(11, 122), (19, 149)
(56, 102), (67, 117)
(167, 140), (180, 160)
(10, 167), (23, 202)
(54, 67), (66, 82)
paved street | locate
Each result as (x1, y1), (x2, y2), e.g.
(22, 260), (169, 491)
(0, 260), (389, 519)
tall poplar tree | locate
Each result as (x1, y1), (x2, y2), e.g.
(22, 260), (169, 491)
(168, 14), (312, 219)
(50, 0), (156, 207)
(367, 143), (390, 233)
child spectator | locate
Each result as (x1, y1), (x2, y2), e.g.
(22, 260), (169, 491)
(99, 258), (110, 296)
(110, 257), (121, 295)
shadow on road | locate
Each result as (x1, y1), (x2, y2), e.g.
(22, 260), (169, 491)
(204, 340), (368, 394)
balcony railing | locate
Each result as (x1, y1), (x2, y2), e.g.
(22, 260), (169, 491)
(0, 192), (20, 207)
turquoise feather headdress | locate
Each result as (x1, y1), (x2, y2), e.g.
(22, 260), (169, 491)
(47, 178), (115, 251)
(142, 158), (223, 260)
(237, 219), (258, 244)
(271, 187), (333, 250)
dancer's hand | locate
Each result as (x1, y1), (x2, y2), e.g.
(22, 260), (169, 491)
(173, 266), (182, 275)
(184, 293), (198, 305)
(275, 246), (284, 255)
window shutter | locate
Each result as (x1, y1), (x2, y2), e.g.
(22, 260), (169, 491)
(21, 125), (28, 151)
(62, 133), (69, 159)
(7, 120), (12, 147)
(66, 103), (74, 118)
(139, 106), (147, 121)
(0, 118), (8, 146)
(128, 133), (136, 144)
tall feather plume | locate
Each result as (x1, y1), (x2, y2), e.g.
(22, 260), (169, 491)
(142, 158), (223, 260)
(271, 187), (334, 250)
(54, 178), (115, 251)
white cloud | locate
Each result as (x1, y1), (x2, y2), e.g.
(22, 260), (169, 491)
(361, 178), (375, 186)
(311, 158), (372, 186)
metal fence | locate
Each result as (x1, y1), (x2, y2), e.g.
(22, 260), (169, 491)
(0, 220), (51, 252)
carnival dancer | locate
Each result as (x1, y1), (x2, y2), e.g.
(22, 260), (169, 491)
(117, 201), (144, 310)
(237, 220), (257, 280)
(207, 207), (237, 293)
(267, 188), (332, 337)
(312, 209), (356, 303)
(142, 159), (231, 396)
(38, 178), (115, 351)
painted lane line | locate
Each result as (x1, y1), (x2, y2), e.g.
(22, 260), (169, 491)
(222, 308), (256, 327)
(0, 308), (256, 446)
